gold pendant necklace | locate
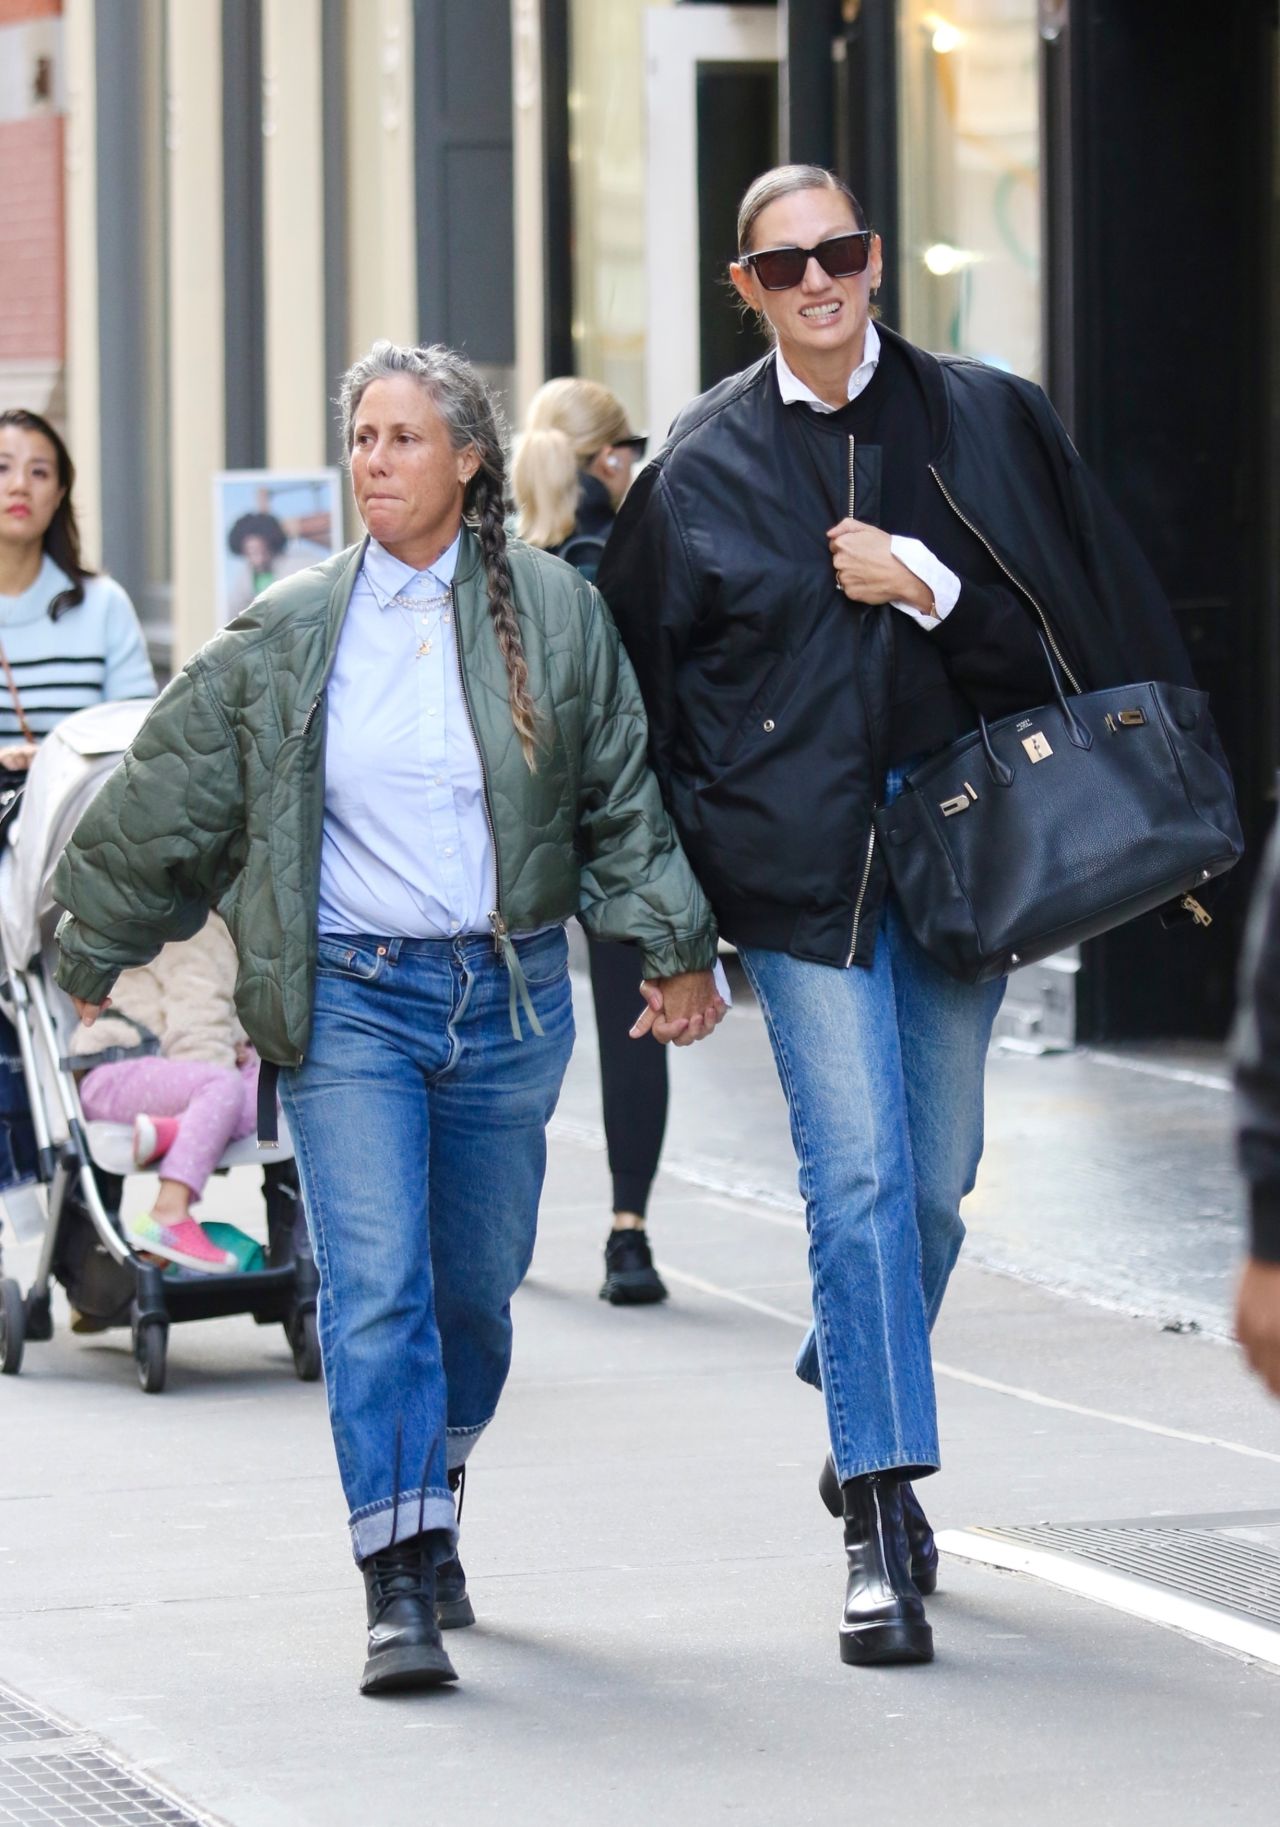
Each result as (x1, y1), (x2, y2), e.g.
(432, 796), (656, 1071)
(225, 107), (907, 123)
(367, 570), (453, 657)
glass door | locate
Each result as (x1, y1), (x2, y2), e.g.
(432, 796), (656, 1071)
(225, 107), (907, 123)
(897, 1), (1042, 380)
(643, 5), (779, 444)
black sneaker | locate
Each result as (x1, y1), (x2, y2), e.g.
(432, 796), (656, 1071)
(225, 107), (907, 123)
(600, 1227), (668, 1306)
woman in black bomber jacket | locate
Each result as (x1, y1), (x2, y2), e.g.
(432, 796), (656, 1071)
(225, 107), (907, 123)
(598, 164), (1196, 1671)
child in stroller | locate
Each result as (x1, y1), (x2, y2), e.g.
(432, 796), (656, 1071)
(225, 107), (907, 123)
(70, 913), (256, 1273)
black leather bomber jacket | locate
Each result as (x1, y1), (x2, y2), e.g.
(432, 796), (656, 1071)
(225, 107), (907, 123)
(598, 324), (1196, 969)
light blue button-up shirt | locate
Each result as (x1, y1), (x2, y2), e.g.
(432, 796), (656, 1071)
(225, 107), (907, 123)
(317, 532), (499, 938)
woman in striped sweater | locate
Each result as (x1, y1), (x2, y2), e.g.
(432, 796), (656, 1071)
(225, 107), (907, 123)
(0, 409), (155, 774)
(0, 408), (156, 1185)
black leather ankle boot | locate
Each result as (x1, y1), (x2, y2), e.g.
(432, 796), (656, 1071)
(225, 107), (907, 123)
(360, 1534), (458, 1694)
(436, 1468), (475, 1630)
(819, 1453), (938, 1595)
(900, 1480), (939, 1596)
(833, 1474), (933, 1666)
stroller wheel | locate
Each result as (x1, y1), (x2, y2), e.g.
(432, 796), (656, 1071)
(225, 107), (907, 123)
(289, 1308), (321, 1383)
(1, 1279), (25, 1376)
(134, 1320), (167, 1395)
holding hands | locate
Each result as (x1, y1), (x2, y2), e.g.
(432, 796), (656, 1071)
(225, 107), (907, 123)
(827, 517), (936, 618)
(630, 969), (726, 1047)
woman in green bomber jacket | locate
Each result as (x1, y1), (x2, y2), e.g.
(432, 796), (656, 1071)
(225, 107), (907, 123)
(53, 342), (724, 1697)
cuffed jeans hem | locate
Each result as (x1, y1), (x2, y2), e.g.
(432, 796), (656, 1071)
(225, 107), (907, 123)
(350, 1491), (458, 1566)
(832, 1450), (940, 1485)
(446, 1420), (490, 1473)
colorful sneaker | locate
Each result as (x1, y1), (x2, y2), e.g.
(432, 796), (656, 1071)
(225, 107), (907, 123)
(133, 1114), (180, 1168)
(125, 1212), (238, 1274)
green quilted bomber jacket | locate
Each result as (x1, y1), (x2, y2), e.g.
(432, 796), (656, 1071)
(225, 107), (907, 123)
(53, 530), (717, 1067)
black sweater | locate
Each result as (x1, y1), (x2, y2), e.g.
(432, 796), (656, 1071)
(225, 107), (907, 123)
(788, 336), (1051, 762)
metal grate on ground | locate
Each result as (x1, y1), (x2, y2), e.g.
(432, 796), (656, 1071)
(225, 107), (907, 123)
(0, 1684), (221, 1827)
(937, 1509), (1280, 1671)
(983, 1516), (1280, 1629)
(0, 1693), (70, 1751)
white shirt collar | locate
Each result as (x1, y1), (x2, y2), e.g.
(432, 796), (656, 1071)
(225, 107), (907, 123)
(362, 529), (461, 606)
(774, 320), (881, 415)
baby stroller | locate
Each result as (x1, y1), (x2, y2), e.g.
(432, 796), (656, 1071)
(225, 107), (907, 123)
(0, 701), (320, 1393)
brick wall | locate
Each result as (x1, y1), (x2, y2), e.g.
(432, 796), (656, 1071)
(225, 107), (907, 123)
(0, 0), (64, 401)
(0, 115), (64, 361)
(0, 2), (61, 26)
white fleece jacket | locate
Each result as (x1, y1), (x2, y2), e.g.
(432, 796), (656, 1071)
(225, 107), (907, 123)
(68, 914), (245, 1069)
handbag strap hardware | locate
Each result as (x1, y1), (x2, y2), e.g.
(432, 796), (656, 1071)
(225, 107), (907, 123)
(977, 633), (1091, 785)
(1180, 894), (1213, 928)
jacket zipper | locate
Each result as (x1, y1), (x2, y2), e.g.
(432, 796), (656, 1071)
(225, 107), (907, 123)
(846, 432), (876, 967)
(928, 465), (1082, 693)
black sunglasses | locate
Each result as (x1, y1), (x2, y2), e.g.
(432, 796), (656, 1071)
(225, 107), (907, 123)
(740, 230), (873, 293)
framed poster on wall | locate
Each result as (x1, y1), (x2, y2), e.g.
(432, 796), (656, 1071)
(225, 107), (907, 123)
(212, 469), (344, 626)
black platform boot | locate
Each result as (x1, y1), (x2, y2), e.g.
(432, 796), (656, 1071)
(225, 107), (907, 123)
(820, 1453), (938, 1595)
(436, 1468), (475, 1630)
(360, 1534), (458, 1695)
(830, 1473), (933, 1666)
(900, 1481), (939, 1596)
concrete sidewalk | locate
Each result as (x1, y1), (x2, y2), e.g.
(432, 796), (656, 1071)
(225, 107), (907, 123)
(558, 951), (1245, 1335)
(2, 1107), (1279, 1825)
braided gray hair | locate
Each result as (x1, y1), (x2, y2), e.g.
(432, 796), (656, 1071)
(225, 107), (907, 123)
(338, 341), (539, 770)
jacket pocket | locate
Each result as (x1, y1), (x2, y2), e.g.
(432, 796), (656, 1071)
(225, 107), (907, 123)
(717, 645), (824, 772)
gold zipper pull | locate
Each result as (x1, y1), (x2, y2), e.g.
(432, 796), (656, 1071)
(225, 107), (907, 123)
(1180, 894), (1213, 928)
(488, 909), (508, 955)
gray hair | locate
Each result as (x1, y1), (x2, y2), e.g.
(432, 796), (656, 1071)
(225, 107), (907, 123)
(337, 341), (538, 769)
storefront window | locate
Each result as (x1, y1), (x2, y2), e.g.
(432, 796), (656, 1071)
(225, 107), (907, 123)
(568, 0), (672, 427)
(897, 2), (1042, 380)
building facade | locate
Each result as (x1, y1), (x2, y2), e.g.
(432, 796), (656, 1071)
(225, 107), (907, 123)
(3, 0), (1275, 1041)
(522, 0), (1279, 1044)
(1, 0), (518, 664)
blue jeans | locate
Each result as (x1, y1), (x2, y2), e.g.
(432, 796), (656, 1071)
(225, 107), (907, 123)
(280, 926), (574, 1563)
(737, 778), (1004, 1483)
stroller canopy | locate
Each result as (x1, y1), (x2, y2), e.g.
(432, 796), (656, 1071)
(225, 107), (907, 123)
(0, 699), (153, 969)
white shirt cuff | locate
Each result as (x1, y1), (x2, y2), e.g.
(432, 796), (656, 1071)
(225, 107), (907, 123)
(888, 536), (961, 631)
(712, 956), (733, 1008)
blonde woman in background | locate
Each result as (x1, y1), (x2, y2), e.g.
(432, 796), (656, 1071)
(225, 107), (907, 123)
(513, 380), (665, 1304)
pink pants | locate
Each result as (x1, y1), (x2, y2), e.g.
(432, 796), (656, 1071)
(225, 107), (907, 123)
(79, 1056), (258, 1200)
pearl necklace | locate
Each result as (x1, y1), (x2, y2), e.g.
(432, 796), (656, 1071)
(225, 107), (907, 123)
(365, 570), (453, 658)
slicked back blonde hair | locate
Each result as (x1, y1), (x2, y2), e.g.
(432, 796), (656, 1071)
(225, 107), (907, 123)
(736, 164), (868, 256)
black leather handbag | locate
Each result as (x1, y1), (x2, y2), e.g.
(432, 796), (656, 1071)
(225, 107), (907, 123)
(873, 640), (1244, 984)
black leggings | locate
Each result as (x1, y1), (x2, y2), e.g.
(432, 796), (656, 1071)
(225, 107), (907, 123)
(585, 935), (669, 1219)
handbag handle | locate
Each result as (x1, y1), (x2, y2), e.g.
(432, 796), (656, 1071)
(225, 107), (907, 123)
(977, 632), (1091, 787)
(0, 639), (37, 747)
